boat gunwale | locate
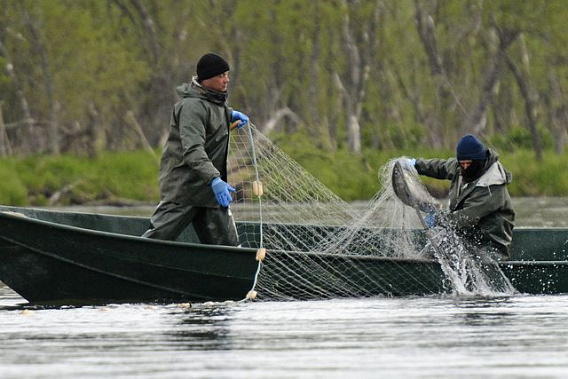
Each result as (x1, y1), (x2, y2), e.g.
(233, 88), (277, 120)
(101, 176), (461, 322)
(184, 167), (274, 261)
(0, 210), (258, 255)
(2, 207), (568, 265)
(502, 260), (568, 266)
(0, 210), (440, 266)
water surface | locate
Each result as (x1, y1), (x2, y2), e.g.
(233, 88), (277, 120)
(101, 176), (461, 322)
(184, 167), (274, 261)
(2, 286), (568, 378)
(2, 198), (568, 377)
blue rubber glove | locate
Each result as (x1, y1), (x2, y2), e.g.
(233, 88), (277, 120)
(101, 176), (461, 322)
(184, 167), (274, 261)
(231, 110), (249, 129)
(425, 212), (436, 228)
(402, 158), (416, 170)
(210, 178), (236, 207)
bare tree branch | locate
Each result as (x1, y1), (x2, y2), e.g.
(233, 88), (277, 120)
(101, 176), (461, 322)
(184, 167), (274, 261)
(463, 19), (520, 135)
(506, 55), (542, 160)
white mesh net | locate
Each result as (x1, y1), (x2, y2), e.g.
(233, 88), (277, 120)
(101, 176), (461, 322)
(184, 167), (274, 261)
(228, 125), (515, 300)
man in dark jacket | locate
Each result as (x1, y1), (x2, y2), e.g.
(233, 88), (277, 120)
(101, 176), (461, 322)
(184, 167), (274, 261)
(408, 134), (515, 261)
(142, 53), (249, 245)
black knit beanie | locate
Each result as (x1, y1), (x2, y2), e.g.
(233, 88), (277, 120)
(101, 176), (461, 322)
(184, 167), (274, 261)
(456, 134), (487, 161)
(196, 53), (230, 81)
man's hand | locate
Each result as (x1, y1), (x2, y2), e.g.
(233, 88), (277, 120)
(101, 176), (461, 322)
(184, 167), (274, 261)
(231, 110), (249, 129)
(211, 178), (236, 207)
(401, 158), (416, 171)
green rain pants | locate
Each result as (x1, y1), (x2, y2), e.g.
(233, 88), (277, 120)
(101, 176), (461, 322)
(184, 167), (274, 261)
(142, 201), (239, 246)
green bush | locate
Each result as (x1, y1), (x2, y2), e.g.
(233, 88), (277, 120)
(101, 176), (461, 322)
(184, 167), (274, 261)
(0, 151), (160, 206)
(0, 161), (28, 205)
(96, 151), (160, 201)
(0, 146), (565, 206)
(489, 127), (554, 152)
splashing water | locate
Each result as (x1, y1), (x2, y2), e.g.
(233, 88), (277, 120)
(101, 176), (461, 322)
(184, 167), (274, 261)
(426, 226), (516, 296)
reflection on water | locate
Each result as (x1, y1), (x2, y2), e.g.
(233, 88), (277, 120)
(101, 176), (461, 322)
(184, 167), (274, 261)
(165, 305), (236, 351)
(2, 287), (568, 378)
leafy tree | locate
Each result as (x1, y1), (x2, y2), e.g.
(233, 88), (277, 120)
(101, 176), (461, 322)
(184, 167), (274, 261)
(0, 0), (567, 160)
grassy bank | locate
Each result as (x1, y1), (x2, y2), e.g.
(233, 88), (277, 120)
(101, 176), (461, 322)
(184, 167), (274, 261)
(0, 147), (565, 206)
(0, 151), (160, 206)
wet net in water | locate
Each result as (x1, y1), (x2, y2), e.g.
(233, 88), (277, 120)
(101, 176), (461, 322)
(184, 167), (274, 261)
(228, 125), (515, 300)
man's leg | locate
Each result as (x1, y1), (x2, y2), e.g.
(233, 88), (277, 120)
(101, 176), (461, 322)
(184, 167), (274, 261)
(194, 207), (239, 246)
(142, 201), (198, 240)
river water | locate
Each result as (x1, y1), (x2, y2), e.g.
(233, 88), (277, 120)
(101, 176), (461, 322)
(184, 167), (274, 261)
(1, 197), (568, 378)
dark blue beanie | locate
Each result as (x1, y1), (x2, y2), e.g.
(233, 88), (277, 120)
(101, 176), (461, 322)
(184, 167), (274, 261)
(456, 134), (487, 160)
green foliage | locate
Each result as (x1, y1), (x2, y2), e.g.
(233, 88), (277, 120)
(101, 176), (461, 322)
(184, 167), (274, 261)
(43, 1), (151, 119)
(277, 132), (568, 200)
(502, 150), (568, 196)
(278, 133), (442, 200)
(0, 0), (150, 150)
(0, 161), (28, 205)
(0, 147), (566, 206)
(274, 135), (568, 200)
(0, 151), (159, 206)
(488, 127), (553, 152)
(95, 152), (160, 201)
(1, 0), (568, 162)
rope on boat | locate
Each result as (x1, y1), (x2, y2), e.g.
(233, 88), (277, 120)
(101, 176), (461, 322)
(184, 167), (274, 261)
(247, 123), (264, 300)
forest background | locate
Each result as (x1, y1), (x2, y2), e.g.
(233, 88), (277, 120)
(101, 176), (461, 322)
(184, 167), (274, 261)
(0, 0), (567, 206)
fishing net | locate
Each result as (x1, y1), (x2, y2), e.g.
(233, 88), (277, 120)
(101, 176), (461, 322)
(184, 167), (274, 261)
(228, 125), (515, 300)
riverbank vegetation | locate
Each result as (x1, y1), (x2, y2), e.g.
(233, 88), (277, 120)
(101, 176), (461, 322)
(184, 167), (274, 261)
(1, 1), (567, 205)
(0, 144), (565, 207)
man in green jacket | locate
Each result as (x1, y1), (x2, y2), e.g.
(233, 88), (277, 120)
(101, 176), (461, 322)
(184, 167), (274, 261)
(142, 53), (249, 245)
(407, 134), (515, 261)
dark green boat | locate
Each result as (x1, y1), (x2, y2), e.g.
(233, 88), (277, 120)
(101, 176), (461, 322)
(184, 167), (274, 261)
(0, 205), (567, 305)
(0, 206), (261, 305)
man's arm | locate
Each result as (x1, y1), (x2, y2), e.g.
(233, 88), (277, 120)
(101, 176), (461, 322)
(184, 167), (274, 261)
(415, 158), (458, 180)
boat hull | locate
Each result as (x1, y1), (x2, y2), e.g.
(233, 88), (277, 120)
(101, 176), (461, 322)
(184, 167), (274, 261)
(1, 206), (568, 304)
(501, 261), (568, 295)
(0, 210), (260, 304)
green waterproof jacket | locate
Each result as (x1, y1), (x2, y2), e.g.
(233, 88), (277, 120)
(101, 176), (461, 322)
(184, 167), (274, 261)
(414, 149), (515, 260)
(157, 79), (232, 207)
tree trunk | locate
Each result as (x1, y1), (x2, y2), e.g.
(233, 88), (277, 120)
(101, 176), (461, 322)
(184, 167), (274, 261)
(506, 56), (542, 160)
(0, 40), (35, 155)
(128, 0), (160, 66)
(86, 102), (103, 158)
(413, 0), (468, 148)
(334, 0), (376, 154)
(124, 111), (159, 163)
(548, 72), (568, 154)
(21, 1), (59, 154)
(263, 107), (302, 136)
(463, 24), (519, 136)
(0, 102), (13, 156)
(307, 5), (332, 150)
